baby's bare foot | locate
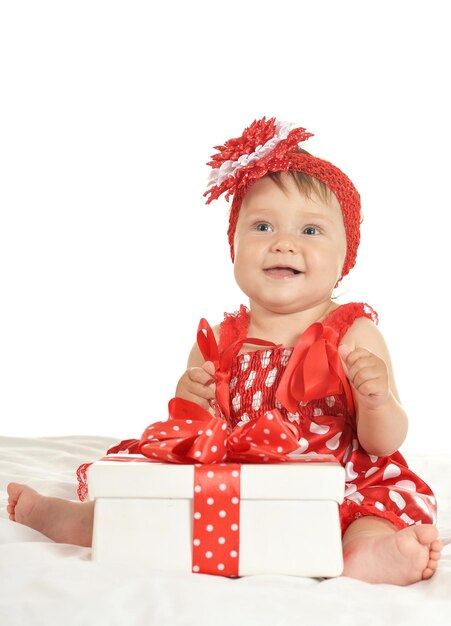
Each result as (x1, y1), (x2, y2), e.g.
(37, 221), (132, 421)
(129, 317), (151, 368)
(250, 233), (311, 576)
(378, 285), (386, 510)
(343, 523), (442, 585)
(7, 482), (94, 547)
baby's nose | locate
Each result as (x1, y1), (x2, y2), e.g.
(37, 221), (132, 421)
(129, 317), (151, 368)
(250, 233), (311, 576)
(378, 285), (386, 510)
(271, 233), (299, 253)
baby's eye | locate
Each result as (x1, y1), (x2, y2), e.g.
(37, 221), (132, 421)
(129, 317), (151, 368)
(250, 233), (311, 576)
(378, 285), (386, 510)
(255, 222), (273, 232)
(303, 226), (321, 235)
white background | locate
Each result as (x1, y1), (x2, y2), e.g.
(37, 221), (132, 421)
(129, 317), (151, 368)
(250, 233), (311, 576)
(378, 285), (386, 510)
(1, 1), (450, 453)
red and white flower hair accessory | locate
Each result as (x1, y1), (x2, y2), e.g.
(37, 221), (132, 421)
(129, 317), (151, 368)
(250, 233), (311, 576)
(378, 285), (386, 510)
(207, 120), (298, 189)
(204, 116), (361, 279)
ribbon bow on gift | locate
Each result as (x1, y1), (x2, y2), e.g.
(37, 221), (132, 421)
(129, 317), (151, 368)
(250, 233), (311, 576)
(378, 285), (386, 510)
(139, 397), (301, 463)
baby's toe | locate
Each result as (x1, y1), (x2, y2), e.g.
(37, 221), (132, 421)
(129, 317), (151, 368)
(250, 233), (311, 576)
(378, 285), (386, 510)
(427, 557), (439, 571)
(431, 539), (443, 553)
(430, 549), (441, 561)
(422, 567), (435, 580)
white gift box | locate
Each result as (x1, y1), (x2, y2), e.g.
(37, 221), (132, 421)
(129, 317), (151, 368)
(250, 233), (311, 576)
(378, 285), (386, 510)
(88, 455), (345, 578)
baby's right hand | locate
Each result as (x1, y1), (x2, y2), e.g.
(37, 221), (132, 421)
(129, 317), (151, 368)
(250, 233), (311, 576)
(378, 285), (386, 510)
(175, 361), (216, 410)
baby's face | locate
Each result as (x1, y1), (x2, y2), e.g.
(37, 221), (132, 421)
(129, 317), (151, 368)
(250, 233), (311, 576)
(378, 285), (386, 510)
(233, 174), (347, 315)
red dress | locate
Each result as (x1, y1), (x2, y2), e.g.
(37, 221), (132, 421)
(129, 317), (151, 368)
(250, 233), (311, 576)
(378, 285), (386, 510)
(219, 302), (437, 533)
(77, 302), (437, 535)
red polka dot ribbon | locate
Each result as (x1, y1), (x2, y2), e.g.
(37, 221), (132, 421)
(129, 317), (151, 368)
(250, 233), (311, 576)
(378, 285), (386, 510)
(192, 464), (241, 577)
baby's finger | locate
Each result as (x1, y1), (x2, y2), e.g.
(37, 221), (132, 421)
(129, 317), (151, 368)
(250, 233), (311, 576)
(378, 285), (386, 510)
(353, 378), (386, 398)
(202, 361), (216, 377)
(347, 356), (379, 384)
(188, 366), (215, 386)
(338, 344), (352, 371)
(186, 380), (217, 402)
(350, 366), (382, 393)
(180, 393), (210, 410)
(344, 347), (372, 369)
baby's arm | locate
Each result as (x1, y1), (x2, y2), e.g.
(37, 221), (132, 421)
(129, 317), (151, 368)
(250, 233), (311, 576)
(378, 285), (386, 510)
(175, 325), (220, 410)
(338, 317), (408, 456)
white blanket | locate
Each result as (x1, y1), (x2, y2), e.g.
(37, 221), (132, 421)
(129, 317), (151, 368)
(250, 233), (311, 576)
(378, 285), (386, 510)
(1, 436), (450, 626)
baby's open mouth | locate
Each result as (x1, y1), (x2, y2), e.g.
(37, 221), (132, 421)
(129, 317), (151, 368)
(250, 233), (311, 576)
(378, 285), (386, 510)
(264, 266), (303, 278)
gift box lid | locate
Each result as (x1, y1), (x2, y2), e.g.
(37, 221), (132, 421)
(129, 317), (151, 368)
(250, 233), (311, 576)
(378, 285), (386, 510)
(88, 454), (345, 503)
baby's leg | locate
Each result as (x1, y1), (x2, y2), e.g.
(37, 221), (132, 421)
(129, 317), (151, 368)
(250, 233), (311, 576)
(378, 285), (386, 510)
(342, 515), (442, 585)
(7, 483), (94, 547)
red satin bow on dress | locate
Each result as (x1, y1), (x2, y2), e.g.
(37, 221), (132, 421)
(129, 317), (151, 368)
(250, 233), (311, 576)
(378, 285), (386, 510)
(276, 322), (355, 414)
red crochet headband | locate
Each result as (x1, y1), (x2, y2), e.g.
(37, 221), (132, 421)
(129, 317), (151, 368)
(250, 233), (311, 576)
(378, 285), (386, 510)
(204, 117), (361, 278)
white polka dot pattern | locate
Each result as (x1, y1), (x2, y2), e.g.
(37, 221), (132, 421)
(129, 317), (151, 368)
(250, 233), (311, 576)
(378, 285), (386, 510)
(383, 464), (401, 481)
(265, 368), (278, 387)
(238, 412), (250, 424)
(240, 354), (250, 371)
(389, 490), (406, 509)
(325, 432), (342, 450)
(309, 421), (329, 435)
(252, 391), (262, 411)
(345, 461), (358, 481)
(281, 349), (292, 367)
(244, 371), (256, 390)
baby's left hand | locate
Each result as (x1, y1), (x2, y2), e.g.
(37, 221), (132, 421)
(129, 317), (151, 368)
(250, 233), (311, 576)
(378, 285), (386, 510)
(338, 345), (390, 409)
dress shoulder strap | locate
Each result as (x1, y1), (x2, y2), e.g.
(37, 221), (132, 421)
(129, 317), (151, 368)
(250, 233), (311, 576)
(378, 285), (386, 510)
(323, 302), (378, 343)
(218, 305), (249, 352)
